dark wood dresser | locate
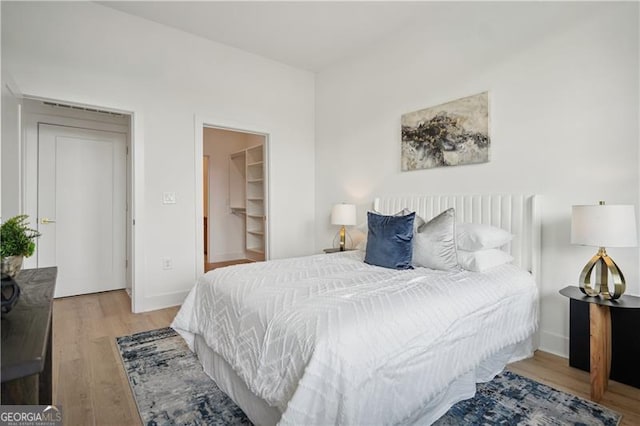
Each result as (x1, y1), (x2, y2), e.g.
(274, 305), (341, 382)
(1, 267), (57, 405)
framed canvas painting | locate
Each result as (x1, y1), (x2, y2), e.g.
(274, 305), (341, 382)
(401, 92), (490, 171)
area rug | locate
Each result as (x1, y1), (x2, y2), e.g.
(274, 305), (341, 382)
(434, 371), (620, 425)
(116, 328), (621, 426)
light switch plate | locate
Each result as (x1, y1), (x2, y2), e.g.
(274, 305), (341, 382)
(163, 192), (176, 204)
(162, 257), (173, 270)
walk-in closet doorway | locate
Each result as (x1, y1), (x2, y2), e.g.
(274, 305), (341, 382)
(200, 126), (268, 272)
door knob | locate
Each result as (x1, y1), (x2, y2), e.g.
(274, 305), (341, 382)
(41, 217), (56, 224)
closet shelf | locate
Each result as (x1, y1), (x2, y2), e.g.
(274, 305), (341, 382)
(229, 143), (265, 262)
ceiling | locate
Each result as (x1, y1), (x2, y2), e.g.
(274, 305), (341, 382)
(100, 1), (433, 72)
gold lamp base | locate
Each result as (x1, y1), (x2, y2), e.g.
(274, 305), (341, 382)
(579, 247), (626, 299)
(339, 225), (346, 251)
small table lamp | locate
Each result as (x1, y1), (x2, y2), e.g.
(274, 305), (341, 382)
(571, 201), (637, 299)
(331, 204), (356, 251)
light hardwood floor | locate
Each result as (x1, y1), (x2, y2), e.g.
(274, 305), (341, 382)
(53, 290), (640, 425)
(509, 351), (640, 425)
(53, 290), (179, 425)
(205, 259), (252, 272)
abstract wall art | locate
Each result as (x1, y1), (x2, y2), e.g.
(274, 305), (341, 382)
(401, 92), (490, 171)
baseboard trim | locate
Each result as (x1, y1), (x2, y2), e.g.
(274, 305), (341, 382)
(137, 290), (188, 313)
(209, 252), (247, 263)
(538, 330), (569, 358)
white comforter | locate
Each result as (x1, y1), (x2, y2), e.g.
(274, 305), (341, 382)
(172, 251), (538, 425)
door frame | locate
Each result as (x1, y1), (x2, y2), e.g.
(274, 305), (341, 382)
(203, 155), (210, 265)
(193, 115), (271, 278)
(21, 95), (143, 312)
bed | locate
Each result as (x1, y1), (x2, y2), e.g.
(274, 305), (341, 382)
(172, 193), (541, 425)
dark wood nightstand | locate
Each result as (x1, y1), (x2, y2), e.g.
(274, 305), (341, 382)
(323, 248), (356, 254)
(560, 286), (640, 402)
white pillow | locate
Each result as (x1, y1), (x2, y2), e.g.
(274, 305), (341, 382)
(456, 223), (513, 251)
(457, 249), (513, 272)
(412, 208), (458, 271)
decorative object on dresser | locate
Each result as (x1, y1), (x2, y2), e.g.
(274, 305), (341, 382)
(571, 201), (637, 299)
(330, 203), (356, 251)
(1, 267), (57, 405)
(1, 273), (21, 315)
(560, 285), (640, 402)
(401, 92), (490, 171)
(0, 215), (41, 278)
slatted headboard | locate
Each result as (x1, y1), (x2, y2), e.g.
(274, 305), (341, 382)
(373, 194), (541, 286)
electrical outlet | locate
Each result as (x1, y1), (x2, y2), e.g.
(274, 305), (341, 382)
(162, 192), (176, 204)
(162, 257), (173, 270)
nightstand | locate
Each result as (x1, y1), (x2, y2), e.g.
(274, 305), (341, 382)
(560, 286), (640, 402)
(323, 248), (356, 254)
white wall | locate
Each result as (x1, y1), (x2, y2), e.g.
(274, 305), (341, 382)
(1, 71), (22, 221)
(2, 2), (315, 311)
(315, 2), (639, 356)
(203, 128), (261, 262)
(1, 3), (3, 220)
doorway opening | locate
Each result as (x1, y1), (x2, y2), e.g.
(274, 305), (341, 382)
(21, 98), (135, 304)
(201, 126), (268, 272)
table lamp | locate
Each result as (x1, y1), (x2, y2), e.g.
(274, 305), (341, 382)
(331, 204), (356, 251)
(571, 201), (637, 299)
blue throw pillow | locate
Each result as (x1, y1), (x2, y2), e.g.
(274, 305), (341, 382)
(364, 211), (415, 270)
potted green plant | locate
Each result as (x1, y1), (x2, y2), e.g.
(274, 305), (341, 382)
(1, 215), (41, 277)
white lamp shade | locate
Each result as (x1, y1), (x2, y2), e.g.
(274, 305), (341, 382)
(331, 204), (356, 226)
(571, 204), (638, 247)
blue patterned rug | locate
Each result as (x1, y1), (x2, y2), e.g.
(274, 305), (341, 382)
(116, 328), (621, 426)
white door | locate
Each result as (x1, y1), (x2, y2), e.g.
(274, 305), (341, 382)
(37, 124), (127, 298)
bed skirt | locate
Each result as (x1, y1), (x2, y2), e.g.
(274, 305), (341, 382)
(194, 334), (533, 426)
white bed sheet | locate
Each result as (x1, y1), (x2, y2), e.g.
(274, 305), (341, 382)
(172, 251), (538, 425)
